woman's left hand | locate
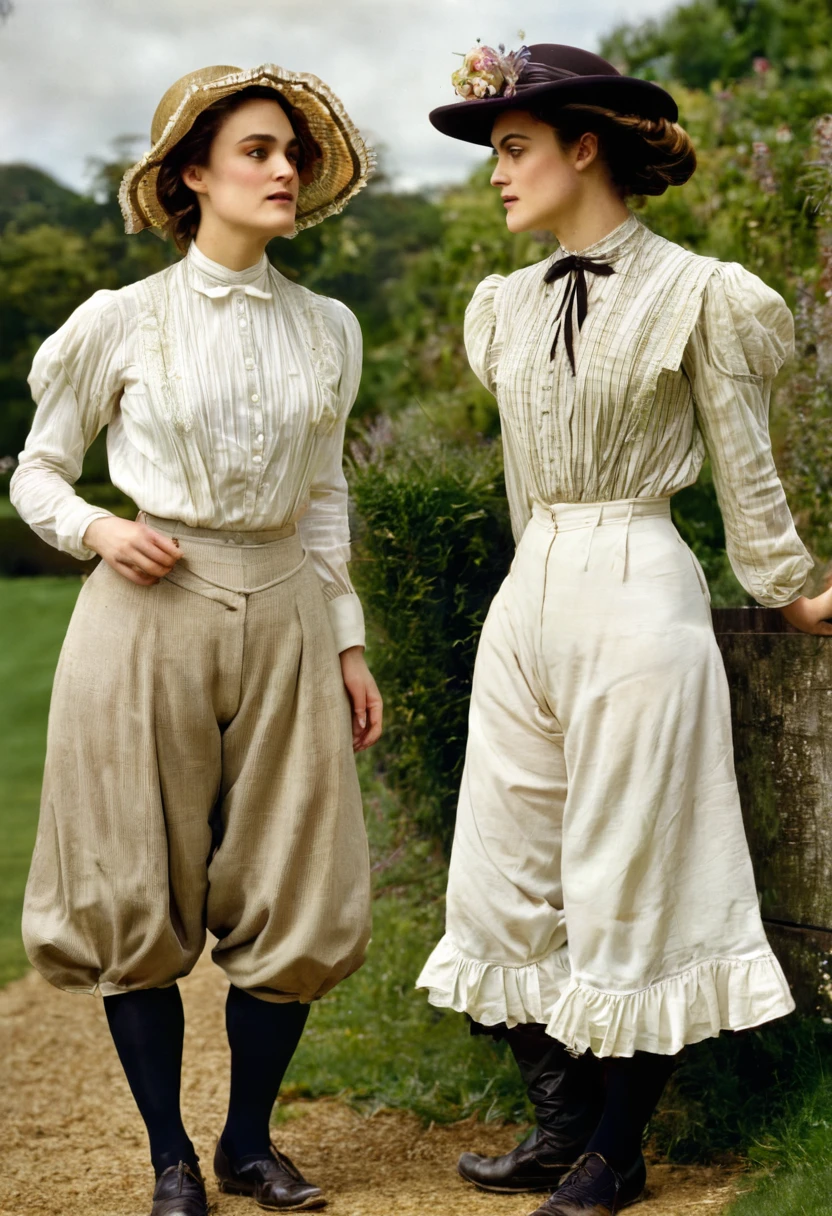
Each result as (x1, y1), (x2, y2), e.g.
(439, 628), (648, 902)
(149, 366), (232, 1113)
(779, 584), (832, 635)
(339, 646), (383, 751)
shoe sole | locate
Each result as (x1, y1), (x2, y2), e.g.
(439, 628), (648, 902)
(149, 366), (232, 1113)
(216, 1179), (327, 1210)
(621, 1190), (648, 1209)
(458, 1169), (649, 1209)
(457, 1166), (569, 1194)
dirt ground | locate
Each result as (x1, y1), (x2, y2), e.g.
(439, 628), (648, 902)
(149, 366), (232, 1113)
(0, 950), (742, 1216)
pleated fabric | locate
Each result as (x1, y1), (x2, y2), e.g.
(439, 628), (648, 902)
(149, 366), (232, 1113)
(464, 212), (811, 607)
(23, 520), (371, 1002)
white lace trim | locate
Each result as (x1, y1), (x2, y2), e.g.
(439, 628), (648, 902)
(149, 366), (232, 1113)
(136, 275), (193, 435)
(277, 278), (340, 431)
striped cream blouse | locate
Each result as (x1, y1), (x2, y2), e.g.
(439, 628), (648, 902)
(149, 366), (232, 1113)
(10, 242), (365, 652)
(465, 211), (812, 607)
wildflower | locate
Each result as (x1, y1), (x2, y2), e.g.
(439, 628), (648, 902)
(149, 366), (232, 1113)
(751, 141), (778, 195)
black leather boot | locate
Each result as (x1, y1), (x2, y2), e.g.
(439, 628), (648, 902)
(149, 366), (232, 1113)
(458, 1024), (605, 1194)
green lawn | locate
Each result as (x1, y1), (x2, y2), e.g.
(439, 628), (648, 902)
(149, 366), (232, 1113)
(0, 577), (82, 985)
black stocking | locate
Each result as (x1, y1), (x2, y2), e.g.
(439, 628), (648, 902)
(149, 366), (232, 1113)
(586, 1051), (676, 1170)
(104, 985), (197, 1178)
(220, 986), (310, 1163)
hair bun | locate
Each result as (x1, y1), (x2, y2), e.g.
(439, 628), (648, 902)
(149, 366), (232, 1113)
(534, 103), (697, 198)
(620, 114), (697, 194)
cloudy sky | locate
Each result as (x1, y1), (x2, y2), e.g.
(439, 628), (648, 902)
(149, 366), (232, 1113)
(0, 0), (674, 195)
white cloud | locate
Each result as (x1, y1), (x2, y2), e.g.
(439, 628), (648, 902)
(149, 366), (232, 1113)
(0, 0), (673, 195)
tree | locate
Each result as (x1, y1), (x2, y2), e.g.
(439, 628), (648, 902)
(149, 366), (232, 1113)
(601, 0), (832, 89)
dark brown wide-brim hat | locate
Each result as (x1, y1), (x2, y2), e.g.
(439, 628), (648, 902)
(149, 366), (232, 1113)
(120, 63), (375, 237)
(430, 43), (678, 145)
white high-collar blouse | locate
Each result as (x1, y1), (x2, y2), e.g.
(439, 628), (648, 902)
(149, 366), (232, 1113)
(10, 242), (365, 652)
(465, 212), (813, 608)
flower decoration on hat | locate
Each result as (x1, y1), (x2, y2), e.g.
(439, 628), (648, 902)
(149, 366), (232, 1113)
(451, 42), (531, 100)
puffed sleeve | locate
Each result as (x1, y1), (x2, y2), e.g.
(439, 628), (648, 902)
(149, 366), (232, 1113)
(296, 297), (366, 653)
(464, 273), (505, 394)
(682, 263), (813, 606)
(9, 290), (125, 560)
(464, 272), (533, 543)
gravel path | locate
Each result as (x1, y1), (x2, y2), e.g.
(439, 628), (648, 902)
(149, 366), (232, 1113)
(0, 950), (741, 1216)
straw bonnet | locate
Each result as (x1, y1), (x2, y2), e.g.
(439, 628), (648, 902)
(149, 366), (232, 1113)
(119, 63), (375, 237)
(429, 43), (678, 145)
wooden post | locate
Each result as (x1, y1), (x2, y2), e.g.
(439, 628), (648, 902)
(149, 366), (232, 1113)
(713, 607), (832, 1015)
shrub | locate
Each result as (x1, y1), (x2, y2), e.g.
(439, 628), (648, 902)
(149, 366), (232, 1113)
(348, 427), (513, 850)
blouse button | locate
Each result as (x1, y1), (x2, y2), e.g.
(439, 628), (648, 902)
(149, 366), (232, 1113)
(256, 433), (264, 444)
(251, 393), (260, 403)
(252, 454), (262, 464)
(239, 319), (248, 329)
(245, 358), (255, 369)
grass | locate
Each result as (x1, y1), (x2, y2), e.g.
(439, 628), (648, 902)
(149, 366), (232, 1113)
(725, 1076), (832, 1213)
(0, 576), (82, 985)
(282, 771), (529, 1125)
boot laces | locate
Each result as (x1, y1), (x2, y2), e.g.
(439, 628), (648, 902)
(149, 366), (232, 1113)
(559, 1151), (620, 1197)
(269, 1144), (303, 1181)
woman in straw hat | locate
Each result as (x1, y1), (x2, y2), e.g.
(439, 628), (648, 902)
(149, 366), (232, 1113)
(416, 42), (832, 1216)
(11, 63), (381, 1215)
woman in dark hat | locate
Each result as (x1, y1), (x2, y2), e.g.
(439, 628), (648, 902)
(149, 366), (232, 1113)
(418, 42), (832, 1216)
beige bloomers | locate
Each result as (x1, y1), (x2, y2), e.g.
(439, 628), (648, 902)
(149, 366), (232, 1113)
(23, 517), (371, 1002)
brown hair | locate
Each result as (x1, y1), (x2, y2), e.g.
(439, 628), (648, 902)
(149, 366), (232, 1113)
(532, 103), (696, 198)
(155, 85), (324, 252)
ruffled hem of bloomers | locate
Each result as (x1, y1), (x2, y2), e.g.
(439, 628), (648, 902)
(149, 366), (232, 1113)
(546, 953), (795, 1057)
(416, 934), (572, 1029)
(417, 937), (795, 1057)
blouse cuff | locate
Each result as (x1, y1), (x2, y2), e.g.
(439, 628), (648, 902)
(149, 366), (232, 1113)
(326, 592), (366, 653)
(60, 503), (114, 561)
(744, 557), (813, 609)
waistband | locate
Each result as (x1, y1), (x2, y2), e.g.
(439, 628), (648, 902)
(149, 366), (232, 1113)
(531, 496), (672, 532)
(141, 513), (297, 546)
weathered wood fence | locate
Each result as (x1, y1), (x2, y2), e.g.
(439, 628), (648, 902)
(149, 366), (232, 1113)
(714, 607), (832, 1015)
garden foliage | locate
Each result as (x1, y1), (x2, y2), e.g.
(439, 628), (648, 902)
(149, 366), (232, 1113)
(348, 424), (513, 848)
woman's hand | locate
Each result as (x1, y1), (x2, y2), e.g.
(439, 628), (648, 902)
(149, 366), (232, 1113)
(339, 646), (383, 751)
(83, 516), (182, 586)
(779, 585), (832, 635)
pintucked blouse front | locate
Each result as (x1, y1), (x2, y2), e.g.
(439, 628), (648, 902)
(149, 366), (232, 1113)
(10, 242), (365, 652)
(465, 212), (812, 608)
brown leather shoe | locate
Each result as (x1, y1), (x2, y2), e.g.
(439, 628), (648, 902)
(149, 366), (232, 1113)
(149, 1162), (208, 1216)
(525, 1152), (628, 1215)
(458, 1127), (578, 1192)
(214, 1139), (326, 1211)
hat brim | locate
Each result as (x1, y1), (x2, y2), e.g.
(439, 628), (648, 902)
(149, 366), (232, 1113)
(429, 76), (678, 146)
(120, 65), (375, 238)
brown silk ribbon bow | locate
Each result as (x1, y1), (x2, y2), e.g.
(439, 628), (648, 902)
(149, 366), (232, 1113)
(544, 255), (615, 375)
